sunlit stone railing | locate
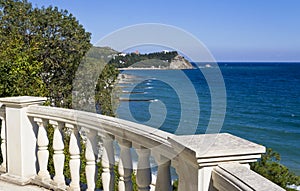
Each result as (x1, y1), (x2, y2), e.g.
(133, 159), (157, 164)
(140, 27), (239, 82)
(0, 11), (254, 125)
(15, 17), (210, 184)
(211, 163), (285, 191)
(0, 104), (6, 172)
(0, 96), (284, 191)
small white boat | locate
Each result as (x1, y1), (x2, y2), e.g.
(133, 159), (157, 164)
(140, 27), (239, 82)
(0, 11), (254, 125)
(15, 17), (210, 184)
(205, 64), (212, 68)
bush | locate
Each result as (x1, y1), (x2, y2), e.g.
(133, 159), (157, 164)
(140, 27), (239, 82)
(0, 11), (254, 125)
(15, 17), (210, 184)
(250, 148), (300, 190)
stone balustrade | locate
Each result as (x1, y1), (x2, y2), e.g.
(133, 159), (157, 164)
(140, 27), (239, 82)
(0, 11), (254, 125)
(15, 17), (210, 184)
(0, 105), (6, 173)
(0, 96), (285, 191)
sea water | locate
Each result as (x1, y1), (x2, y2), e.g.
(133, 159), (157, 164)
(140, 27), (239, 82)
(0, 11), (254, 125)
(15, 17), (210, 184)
(116, 62), (300, 175)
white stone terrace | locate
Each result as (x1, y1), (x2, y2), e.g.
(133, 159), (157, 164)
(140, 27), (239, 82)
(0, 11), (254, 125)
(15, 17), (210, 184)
(0, 96), (284, 191)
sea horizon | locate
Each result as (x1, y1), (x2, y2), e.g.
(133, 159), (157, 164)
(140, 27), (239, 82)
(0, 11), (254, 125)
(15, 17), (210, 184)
(116, 62), (300, 175)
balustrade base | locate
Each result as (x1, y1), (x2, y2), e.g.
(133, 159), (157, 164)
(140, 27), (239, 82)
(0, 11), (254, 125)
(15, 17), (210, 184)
(51, 180), (67, 189)
(0, 173), (32, 186)
(31, 177), (66, 191)
(35, 174), (51, 182)
(0, 165), (6, 173)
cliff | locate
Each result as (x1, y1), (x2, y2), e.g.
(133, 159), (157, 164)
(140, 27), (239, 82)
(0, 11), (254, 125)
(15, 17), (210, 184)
(169, 55), (193, 69)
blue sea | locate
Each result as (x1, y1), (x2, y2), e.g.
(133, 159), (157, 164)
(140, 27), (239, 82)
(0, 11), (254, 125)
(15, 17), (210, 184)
(116, 62), (300, 175)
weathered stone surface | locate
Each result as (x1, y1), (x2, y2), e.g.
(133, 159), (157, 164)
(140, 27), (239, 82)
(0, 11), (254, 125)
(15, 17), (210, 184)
(213, 163), (285, 191)
(0, 179), (49, 191)
(169, 133), (265, 159)
(0, 96), (46, 107)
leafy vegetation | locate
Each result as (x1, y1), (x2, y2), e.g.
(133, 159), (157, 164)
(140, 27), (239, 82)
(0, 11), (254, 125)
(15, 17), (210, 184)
(73, 46), (119, 115)
(0, 0), (91, 108)
(109, 51), (179, 68)
(0, 0), (119, 113)
(250, 148), (300, 191)
(0, 0), (120, 190)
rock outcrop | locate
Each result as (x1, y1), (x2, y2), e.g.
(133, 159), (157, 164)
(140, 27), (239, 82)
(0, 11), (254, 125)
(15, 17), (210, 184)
(169, 55), (194, 69)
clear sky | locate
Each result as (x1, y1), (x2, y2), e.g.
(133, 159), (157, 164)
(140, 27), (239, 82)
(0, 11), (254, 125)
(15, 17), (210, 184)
(28, 0), (300, 62)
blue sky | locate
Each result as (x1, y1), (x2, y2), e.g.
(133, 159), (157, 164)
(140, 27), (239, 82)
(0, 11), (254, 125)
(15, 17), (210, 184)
(28, 0), (300, 62)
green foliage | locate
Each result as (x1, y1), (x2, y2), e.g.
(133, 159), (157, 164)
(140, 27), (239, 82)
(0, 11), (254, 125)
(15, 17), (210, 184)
(72, 46), (120, 115)
(112, 165), (138, 191)
(95, 64), (119, 116)
(172, 179), (178, 191)
(0, 1), (119, 113)
(46, 124), (55, 175)
(0, 28), (46, 97)
(0, 0), (91, 108)
(95, 161), (103, 189)
(0, 1), (121, 189)
(250, 148), (300, 190)
(0, 0), (129, 190)
(132, 170), (138, 191)
(62, 129), (72, 180)
(109, 51), (179, 68)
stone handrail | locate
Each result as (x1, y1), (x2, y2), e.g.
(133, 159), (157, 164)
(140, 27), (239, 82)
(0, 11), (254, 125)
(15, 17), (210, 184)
(212, 163), (285, 191)
(26, 104), (177, 190)
(26, 104), (175, 152)
(0, 96), (284, 191)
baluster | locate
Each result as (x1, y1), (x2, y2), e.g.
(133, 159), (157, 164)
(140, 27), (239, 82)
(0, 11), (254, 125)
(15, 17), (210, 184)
(82, 128), (98, 191)
(67, 123), (81, 191)
(117, 138), (133, 191)
(34, 118), (51, 181)
(136, 146), (151, 191)
(0, 110), (6, 172)
(154, 155), (172, 191)
(100, 133), (115, 191)
(49, 120), (66, 187)
(0, 117), (6, 171)
(173, 155), (198, 191)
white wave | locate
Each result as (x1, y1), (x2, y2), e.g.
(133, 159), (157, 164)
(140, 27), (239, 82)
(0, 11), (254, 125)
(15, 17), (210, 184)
(287, 184), (300, 191)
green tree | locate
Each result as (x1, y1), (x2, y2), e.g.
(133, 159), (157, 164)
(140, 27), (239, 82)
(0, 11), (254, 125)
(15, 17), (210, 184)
(0, 1), (121, 189)
(0, 2), (46, 97)
(0, 0), (91, 108)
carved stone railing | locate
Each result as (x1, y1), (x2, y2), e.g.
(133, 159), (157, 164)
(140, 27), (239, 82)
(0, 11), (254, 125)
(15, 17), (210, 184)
(0, 104), (6, 172)
(0, 96), (284, 191)
(211, 163), (285, 191)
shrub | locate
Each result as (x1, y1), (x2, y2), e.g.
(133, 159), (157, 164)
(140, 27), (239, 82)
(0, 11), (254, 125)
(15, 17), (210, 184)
(250, 148), (300, 190)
